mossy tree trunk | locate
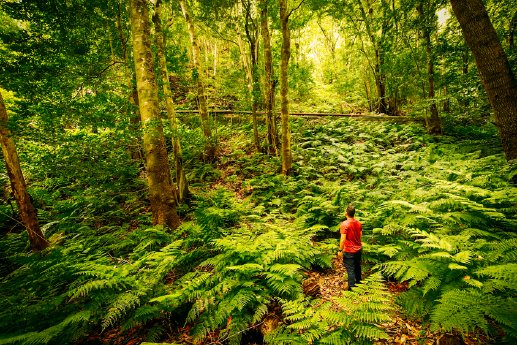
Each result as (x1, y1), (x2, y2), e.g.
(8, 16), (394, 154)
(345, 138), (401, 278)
(450, 0), (517, 161)
(179, 0), (215, 160)
(129, 0), (180, 228)
(279, 0), (293, 175)
(0, 90), (48, 251)
(261, 0), (278, 156)
(152, 0), (189, 202)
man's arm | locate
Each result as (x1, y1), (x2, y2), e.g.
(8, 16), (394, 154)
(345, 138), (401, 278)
(338, 222), (346, 256)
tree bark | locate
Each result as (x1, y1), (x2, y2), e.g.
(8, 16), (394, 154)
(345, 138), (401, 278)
(179, 0), (215, 160)
(152, 0), (189, 202)
(129, 0), (180, 228)
(509, 11), (516, 50)
(279, 0), (292, 175)
(356, 0), (388, 114)
(243, 0), (261, 152)
(375, 47), (387, 114)
(451, 0), (517, 161)
(461, 47), (470, 108)
(418, 1), (441, 135)
(114, 1), (142, 162)
(261, 0), (278, 156)
(443, 86), (451, 113)
(0, 91), (48, 251)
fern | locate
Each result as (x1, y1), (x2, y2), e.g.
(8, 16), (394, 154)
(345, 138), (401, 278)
(0, 311), (91, 345)
(2, 113), (516, 344)
(396, 288), (434, 320)
(431, 289), (517, 338)
(150, 219), (332, 344)
(476, 264), (517, 292)
(266, 273), (393, 345)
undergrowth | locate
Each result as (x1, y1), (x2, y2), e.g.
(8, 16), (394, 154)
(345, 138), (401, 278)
(1, 117), (516, 344)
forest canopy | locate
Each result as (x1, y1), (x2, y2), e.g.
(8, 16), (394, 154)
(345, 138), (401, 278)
(0, 0), (516, 344)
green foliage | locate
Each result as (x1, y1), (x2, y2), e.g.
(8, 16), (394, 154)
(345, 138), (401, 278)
(1, 111), (515, 344)
(194, 187), (248, 238)
(246, 118), (516, 341)
(363, 125), (517, 340)
(0, 226), (185, 344)
(1, 0), (515, 342)
(266, 273), (393, 345)
(431, 289), (517, 339)
(151, 219), (332, 344)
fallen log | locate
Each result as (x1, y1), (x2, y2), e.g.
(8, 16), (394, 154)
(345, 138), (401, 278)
(174, 109), (423, 122)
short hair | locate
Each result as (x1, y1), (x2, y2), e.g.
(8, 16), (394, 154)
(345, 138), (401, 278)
(346, 204), (356, 217)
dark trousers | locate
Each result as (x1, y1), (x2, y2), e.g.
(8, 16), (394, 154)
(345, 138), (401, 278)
(343, 248), (362, 290)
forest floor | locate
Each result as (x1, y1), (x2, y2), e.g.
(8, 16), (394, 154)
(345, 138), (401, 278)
(310, 258), (491, 345)
(209, 128), (497, 345)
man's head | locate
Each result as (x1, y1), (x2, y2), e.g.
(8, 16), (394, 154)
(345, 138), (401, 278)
(345, 204), (355, 218)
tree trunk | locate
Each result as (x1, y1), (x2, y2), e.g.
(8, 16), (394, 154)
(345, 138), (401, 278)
(418, 1), (441, 135)
(129, 86), (144, 162)
(443, 86), (451, 113)
(261, 0), (278, 156)
(179, 0), (215, 160)
(509, 11), (516, 50)
(279, 0), (292, 175)
(356, 0), (388, 114)
(461, 47), (470, 108)
(451, 0), (517, 161)
(251, 53), (261, 152)
(0, 91), (48, 251)
(363, 78), (373, 112)
(424, 31), (441, 134)
(213, 42), (218, 77)
(114, 2), (142, 162)
(152, 0), (189, 202)
(243, 0), (261, 152)
(129, 0), (180, 229)
(374, 47), (387, 114)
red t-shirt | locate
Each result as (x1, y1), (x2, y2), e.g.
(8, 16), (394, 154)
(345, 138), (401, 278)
(340, 218), (362, 253)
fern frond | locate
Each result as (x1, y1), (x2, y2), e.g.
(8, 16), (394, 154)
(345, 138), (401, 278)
(372, 244), (401, 258)
(476, 264), (517, 291)
(431, 289), (489, 334)
(422, 276), (441, 295)
(486, 239), (517, 262)
(352, 324), (390, 341)
(452, 250), (472, 264)
(0, 311), (91, 345)
(122, 305), (164, 330)
(396, 288), (434, 320)
(459, 228), (501, 240)
(384, 200), (431, 214)
(378, 260), (431, 285)
(68, 278), (123, 300)
(483, 296), (517, 340)
(144, 324), (166, 342)
(102, 290), (143, 330)
(252, 303), (269, 323)
(318, 331), (353, 345)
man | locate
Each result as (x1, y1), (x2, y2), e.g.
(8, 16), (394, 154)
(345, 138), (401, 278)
(338, 204), (362, 290)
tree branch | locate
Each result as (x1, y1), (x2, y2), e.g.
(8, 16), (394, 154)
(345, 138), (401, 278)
(288, 0), (306, 18)
(89, 60), (125, 79)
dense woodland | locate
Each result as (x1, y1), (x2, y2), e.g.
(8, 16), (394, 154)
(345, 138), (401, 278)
(0, 0), (516, 344)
